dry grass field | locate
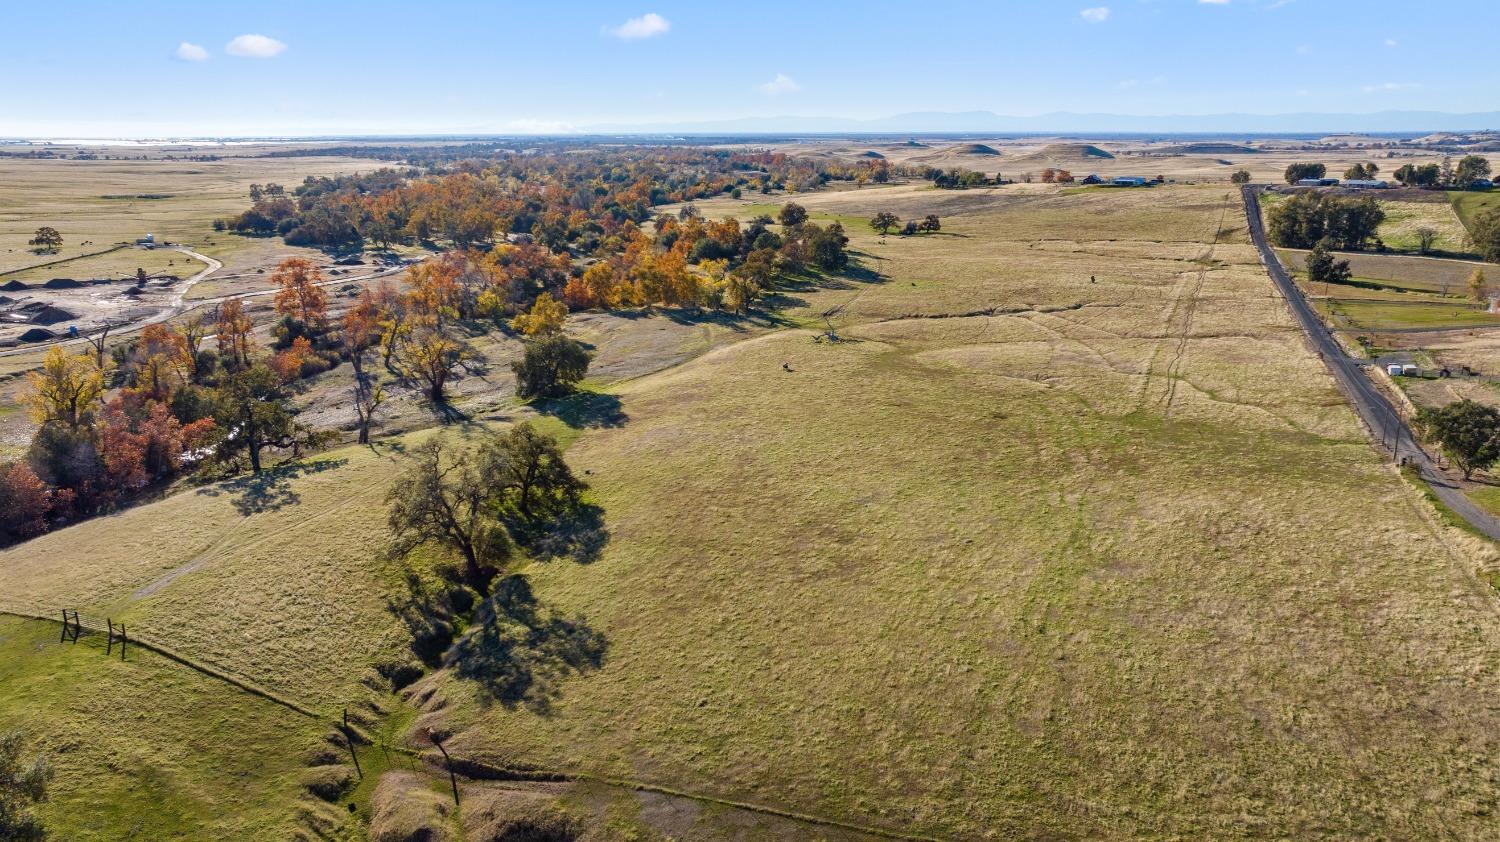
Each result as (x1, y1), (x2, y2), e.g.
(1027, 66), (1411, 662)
(407, 185), (1500, 839)
(0, 155), (384, 280)
(1376, 196), (1473, 253)
(4, 175), (1500, 838)
(0, 616), (319, 841)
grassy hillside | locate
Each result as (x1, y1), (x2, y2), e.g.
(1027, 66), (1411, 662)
(0, 616), (319, 840)
(3, 184), (1499, 838)
(0, 439), (419, 709)
(414, 186), (1500, 839)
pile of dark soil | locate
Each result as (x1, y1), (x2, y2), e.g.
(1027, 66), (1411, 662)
(29, 305), (78, 326)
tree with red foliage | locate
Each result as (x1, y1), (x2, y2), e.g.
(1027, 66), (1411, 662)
(98, 398), (216, 497)
(0, 462), (53, 543)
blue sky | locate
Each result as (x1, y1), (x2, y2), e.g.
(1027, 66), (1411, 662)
(2, 0), (1495, 136)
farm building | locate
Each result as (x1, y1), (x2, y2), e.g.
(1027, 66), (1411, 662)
(1111, 176), (1149, 187)
(1343, 179), (1389, 189)
(1297, 177), (1341, 187)
(1081, 174), (1103, 185)
(1471, 179), (1494, 190)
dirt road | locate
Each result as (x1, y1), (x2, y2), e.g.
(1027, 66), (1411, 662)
(0, 247), (418, 359)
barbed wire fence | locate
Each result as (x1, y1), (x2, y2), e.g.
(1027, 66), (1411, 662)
(0, 600), (941, 840)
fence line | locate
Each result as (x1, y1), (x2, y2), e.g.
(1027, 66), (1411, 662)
(1, 603), (944, 841)
(0, 603), (320, 719)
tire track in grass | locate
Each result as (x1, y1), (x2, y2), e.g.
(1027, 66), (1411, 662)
(1140, 193), (1232, 418)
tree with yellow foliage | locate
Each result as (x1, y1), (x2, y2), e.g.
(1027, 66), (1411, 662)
(510, 292), (568, 336)
(722, 269), (762, 315)
(28, 346), (106, 429)
(399, 321), (474, 402)
(131, 323), (192, 401)
(216, 299), (255, 370)
(1469, 268), (1488, 305)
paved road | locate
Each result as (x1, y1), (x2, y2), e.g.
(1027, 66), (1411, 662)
(1243, 185), (1500, 541)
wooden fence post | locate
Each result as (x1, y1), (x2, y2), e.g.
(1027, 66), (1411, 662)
(428, 729), (460, 807)
(342, 708), (362, 778)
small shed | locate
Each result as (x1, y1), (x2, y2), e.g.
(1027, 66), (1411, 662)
(1387, 364), (1404, 376)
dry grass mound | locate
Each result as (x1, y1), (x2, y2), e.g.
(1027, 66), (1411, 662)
(1160, 143), (1258, 155)
(1012, 142), (1116, 163)
(371, 771), (452, 842)
(946, 143), (1001, 156)
(301, 764), (355, 802)
(463, 789), (579, 842)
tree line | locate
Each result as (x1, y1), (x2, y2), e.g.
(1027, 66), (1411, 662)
(1266, 192), (1386, 250)
(1, 192), (857, 546)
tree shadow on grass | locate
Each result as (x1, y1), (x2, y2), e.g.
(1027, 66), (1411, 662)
(504, 503), (610, 565)
(535, 390), (627, 430)
(419, 397), (472, 425)
(445, 575), (608, 714)
(196, 457), (348, 515)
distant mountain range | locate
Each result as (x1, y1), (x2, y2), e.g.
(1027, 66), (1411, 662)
(585, 110), (1500, 136)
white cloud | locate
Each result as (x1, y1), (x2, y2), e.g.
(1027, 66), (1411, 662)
(1199, 0), (1229, 4)
(1079, 6), (1110, 22)
(1361, 81), (1418, 93)
(225, 34), (287, 58)
(607, 12), (670, 40)
(758, 73), (801, 95)
(174, 42), (208, 61)
(1384, 37), (1398, 47)
(1295, 43), (1312, 55)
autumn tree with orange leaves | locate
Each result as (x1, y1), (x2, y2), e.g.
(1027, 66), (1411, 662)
(272, 257), (330, 330)
(344, 291), (386, 443)
(216, 299), (255, 370)
(128, 324), (192, 402)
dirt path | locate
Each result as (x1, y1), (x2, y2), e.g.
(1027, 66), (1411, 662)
(0, 249), (419, 359)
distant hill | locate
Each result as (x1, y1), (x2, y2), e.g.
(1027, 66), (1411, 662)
(585, 110), (1500, 135)
(1160, 143), (1258, 155)
(1009, 143), (1116, 164)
